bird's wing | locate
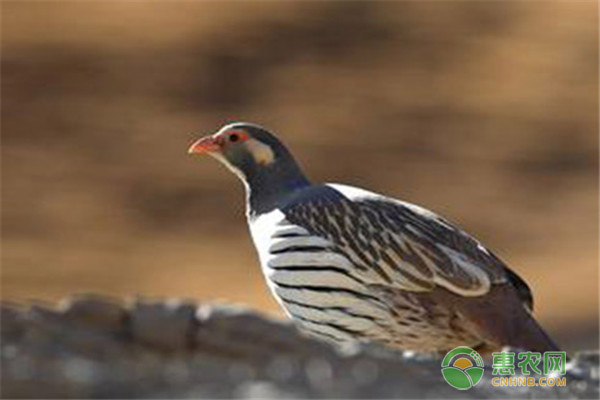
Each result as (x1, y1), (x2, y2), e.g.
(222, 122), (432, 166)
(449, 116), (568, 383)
(280, 183), (531, 304)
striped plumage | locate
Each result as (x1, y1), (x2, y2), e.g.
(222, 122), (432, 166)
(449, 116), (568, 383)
(189, 122), (560, 353)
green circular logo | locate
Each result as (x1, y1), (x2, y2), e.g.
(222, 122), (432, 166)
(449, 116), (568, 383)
(441, 347), (485, 390)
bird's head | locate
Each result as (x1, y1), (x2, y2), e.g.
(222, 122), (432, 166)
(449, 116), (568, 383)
(188, 122), (309, 190)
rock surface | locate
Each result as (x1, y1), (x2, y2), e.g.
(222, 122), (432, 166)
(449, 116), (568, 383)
(1, 294), (598, 398)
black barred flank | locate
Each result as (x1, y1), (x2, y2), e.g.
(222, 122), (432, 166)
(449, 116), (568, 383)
(270, 246), (328, 255)
(273, 232), (306, 238)
(273, 282), (388, 306)
(304, 329), (345, 342)
(279, 296), (382, 323)
(269, 265), (366, 284)
(290, 313), (366, 338)
(331, 248), (369, 272)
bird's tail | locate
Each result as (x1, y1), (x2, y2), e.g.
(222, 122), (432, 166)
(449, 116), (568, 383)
(446, 285), (562, 353)
(509, 309), (561, 353)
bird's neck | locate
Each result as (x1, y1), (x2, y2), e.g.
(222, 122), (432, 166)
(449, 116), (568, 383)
(244, 161), (310, 216)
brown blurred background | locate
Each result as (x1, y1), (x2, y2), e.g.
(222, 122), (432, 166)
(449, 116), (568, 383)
(2, 1), (598, 351)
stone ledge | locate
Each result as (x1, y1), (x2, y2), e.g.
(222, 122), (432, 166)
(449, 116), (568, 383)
(1, 294), (597, 398)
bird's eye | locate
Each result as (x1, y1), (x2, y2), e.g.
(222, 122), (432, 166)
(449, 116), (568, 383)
(229, 133), (239, 143)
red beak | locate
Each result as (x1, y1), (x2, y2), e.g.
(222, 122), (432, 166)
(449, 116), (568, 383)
(188, 136), (221, 154)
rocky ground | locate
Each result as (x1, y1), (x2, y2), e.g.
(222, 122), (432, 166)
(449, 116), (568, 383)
(1, 294), (597, 399)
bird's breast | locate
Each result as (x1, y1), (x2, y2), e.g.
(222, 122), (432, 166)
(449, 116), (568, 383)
(248, 209), (395, 344)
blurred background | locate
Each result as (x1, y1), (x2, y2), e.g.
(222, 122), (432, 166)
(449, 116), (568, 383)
(2, 1), (598, 351)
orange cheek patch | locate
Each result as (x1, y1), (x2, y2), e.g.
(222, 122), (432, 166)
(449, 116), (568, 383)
(246, 138), (275, 165)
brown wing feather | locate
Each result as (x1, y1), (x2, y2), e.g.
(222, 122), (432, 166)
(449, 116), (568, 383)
(283, 187), (512, 297)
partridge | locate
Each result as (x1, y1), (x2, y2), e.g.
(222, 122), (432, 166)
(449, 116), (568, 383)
(188, 122), (560, 352)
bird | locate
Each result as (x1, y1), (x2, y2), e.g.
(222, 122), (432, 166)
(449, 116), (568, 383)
(187, 122), (560, 353)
